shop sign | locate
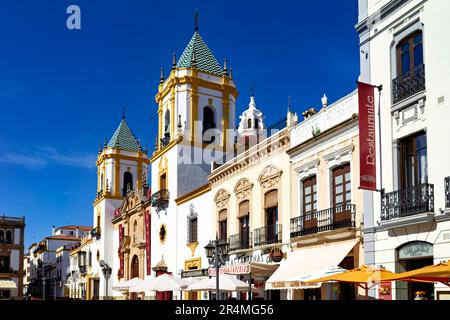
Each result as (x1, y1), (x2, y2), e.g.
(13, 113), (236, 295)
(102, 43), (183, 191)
(208, 264), (250, 276)
(181, 268), (209, 278)
(398, 242), (433, 260)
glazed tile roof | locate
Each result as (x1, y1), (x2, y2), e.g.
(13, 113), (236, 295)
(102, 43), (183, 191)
(107, 118), (141, 152)
(177, 31), (224, 75)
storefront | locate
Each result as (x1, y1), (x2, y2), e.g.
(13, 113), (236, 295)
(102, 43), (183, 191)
(396, 241), (434, 300)
(266, 239), (359, 300)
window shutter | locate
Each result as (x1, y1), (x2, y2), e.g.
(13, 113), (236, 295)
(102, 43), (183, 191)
(238, 200), (250, 218)
(264, 190), (278, 209)
(218, 209), (227, 221)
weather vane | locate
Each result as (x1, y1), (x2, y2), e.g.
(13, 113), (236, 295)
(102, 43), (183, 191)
(122, 105), (126, 119)
(194, 9), (199, 31)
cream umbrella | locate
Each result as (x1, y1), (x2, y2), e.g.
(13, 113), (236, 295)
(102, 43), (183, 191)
(186, 274), (250, 292)
(113, 277), (146, 292)
(129, 274), (188, 293)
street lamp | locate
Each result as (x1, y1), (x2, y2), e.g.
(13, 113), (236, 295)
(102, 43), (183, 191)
(205, 234), (229, 300)
(99, 260), (112, 300)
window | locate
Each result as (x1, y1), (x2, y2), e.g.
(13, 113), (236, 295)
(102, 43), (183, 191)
(247, 118), (252, 129)
(0, 256), (10, 272)
(202, 106), (216, 143)
(133, 221), (138, 243)
(397, 31), (423, 77)
(332, 164), (351, 207)
(239, 215), (250, 248)
(164, 109), (170, 135)
(159, 173), (167, 190)
(254, 119), (259, 129)
(218, 209), (227, 241)
(399, 131), (427, 188)
(303, 176), (317, 216)
(0, 230), (3, 243)
(188, 217), (198, 243)
(5, 230), (12, 244)
(264, 190), (279, 243)
(123, 172), (133, 196)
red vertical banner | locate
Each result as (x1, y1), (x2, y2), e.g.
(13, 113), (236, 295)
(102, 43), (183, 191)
(358, 81), (377, 191)
(118, 224), (124, 278)
(145, 209), (151, 275)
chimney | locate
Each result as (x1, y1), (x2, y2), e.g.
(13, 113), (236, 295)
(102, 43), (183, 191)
(52, 225), (56, 235)
(75, 227), (80, 238)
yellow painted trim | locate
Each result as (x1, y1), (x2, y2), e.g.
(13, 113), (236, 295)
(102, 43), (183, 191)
(149, 136), (180, 163)
(175, 184), (211, 205)
(170, 87), (175, 137)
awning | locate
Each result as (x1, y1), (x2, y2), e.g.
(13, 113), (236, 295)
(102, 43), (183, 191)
(265, 239), (358, 290)
(0, 280), (17, 289)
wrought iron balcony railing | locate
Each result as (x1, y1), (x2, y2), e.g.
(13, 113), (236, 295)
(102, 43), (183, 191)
(392, 64), (425, 104)
(381, 183), (434, 221)
(229, 228), (252, 251)
(254, 224), (282, 247)
(290, 204), (356, 238)
(445, 177), (450, 209)
(151, 189), (170, 207)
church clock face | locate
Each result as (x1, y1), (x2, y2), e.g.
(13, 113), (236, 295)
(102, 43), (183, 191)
(159, 224), (167, 244)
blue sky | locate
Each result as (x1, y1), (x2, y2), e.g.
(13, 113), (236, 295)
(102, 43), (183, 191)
(0, 0), (360, 249)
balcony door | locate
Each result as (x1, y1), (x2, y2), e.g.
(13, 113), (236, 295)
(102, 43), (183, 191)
(399, 131), (428, 189)
(397, 31), (423, 79)
(160, 173), (167, 190)
(302, 176), (317, 231)
(332, 164), (352, 224)
(265, 190), (278, 244)
(238, 201), (250, 248)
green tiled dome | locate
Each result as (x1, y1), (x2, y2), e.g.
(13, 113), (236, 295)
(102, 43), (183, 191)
(177, 31), (224, 76)
(107, 118), (141, 152)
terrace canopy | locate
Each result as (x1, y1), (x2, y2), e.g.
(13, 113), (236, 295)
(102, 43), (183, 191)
(265, 239), (358, 290)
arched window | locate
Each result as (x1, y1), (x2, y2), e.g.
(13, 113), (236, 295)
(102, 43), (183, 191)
(131, 255), (139, 278)
(254, 119), (259, 129)
(123, 172), (133, 196)
(187, 205), (198, 244)
(5, 230), (12, 244)
(202, 107), (216, 143)
(397, 31), (423, 78)
(164, 109), (170, 136)
(100, 173), (104, 192)
(247, 118), (252, 129)
(0, 230), (4, 243)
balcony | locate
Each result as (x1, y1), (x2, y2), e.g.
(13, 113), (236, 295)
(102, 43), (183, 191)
(229, 228), (252, 251)
(445, 177), (450, 209)
(381, 183), (434, 221)
(151, 189), (169, 207)
(254, 224), (282, 247)
(290, 204), (356, 238)
(392, 64), (425, 104)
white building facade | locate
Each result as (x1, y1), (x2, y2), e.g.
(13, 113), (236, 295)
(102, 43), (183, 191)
(357, 0), (450, 300)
